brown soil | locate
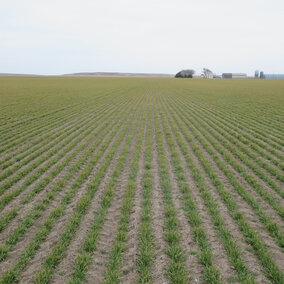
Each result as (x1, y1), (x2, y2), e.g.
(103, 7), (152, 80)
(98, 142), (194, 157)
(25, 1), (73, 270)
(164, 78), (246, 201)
(171, 109), (276, 282)
(18, 110), (140, 283)
(120, 117), (147, 283)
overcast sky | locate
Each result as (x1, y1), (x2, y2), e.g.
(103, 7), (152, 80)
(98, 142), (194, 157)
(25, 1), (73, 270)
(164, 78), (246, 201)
(1, 0), (284, 75)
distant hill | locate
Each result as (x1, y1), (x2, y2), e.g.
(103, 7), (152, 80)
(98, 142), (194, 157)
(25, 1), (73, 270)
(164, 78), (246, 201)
(0, 72), (174, 77)
(63, 72), (173, 77)
(0, 73), (43, 77)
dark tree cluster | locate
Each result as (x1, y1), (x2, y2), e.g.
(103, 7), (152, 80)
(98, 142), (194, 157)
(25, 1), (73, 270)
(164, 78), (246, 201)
(175, 69), (195, 78)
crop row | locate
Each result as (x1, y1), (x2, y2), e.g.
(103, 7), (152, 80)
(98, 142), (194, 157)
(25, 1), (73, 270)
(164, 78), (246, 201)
(0, 95), (135, 233)
(162, 96), (284, 283)
(0, 95), (143, 283)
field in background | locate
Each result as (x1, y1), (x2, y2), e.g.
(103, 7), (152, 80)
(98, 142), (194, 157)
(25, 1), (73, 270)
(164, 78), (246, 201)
(0, 77), (283, 284)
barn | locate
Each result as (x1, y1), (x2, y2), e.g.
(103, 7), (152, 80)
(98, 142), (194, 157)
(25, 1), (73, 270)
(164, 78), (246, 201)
(222, 73), (247, 79)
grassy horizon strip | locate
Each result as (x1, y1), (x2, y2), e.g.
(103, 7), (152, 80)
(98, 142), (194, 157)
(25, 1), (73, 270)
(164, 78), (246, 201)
(0, 86), (120, 140)
(0, 97), (142, 284)
(186, 98), (283, 167)
(181, 88), (284, 143)
(0, 101), (82, 138)
(154, 107), (189, 283)
(2, 87), (124, 154)
(0, 100), (92, 154)
(185, 97), (284, 151)
(176, 96), (284, 179)
(166, 101), (284, 284)
(0, 91), (123, 169)
(0, 86), (127, 160)
(34, 101), (143, 284)
(0, 95), (133, 233)
(170, 99), (284, 246)
(180, 90), (284, 149)
(74, 106), (146, 284)
(0, 111), (78, 157)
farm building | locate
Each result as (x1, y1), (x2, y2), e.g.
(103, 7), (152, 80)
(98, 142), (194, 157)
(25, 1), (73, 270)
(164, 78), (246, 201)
(202, 68), (214, 79)
(222, 73), (247, 79)
(261, 74), (284, 79)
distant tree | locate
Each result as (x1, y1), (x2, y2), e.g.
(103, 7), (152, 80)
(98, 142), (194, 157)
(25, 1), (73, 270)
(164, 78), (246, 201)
(175, 69), (195, 78)
(255, 70), (259, 78)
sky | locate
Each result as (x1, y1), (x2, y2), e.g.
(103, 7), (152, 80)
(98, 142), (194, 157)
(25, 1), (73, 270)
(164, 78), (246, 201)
(1, 0), (284, 75)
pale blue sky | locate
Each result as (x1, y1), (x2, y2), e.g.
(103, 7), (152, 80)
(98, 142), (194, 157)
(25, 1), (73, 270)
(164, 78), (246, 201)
(1, 0), (284, 75)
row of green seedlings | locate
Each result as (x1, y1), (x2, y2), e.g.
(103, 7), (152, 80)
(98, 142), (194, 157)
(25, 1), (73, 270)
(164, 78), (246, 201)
(218, 104), (284, 142)
(187, 98), (284, 150)
(171, 97), (284, 203)
(156, 102), (226, 283)
(154, 108), (189, 283)
(0, 97), (142, 283)
(164, 100), (284, 283)
(0, 90), (122, 168)
(0, 100), (83, 149)
(187, 92), (284, 142)
(0, 98), (92, 153)
(73, 105), (147, 284)
(0, 87), (122, 154)
(33, 102), (143, 284)
(0, 95), (122, 178)
(0, 96), (141, 263)
(0, 96), (135, 234)
(159, 101), (253, 283)
(178, 94), (283, 162)
(176, 96), (283, 176)
(0, 94), (128, 198)
(136, 109), (155, 284)
(181, 98), (284, 195)
(169, 99), (284, 247)
(0, 99), (82, 139)
(0, 85), (117, 139)
(181, 97), (283, 169)
(0, 109), (76, 157)
(169, 98), (283, 246)
(187, 100), (284, 182)
(0, 102), (124, 214)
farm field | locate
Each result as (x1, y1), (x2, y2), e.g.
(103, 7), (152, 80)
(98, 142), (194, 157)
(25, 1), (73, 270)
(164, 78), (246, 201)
(0, 76), (283, 284)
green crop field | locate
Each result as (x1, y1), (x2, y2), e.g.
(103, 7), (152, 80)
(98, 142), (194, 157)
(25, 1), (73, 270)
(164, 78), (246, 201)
(0, 77), (283, 284)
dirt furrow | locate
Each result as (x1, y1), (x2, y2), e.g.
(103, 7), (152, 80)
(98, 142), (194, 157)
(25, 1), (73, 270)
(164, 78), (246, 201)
(119, 121), (147, 284)
(52, 108), (143, 283)
(185, 121), (284, 265)
(158, 111), (203, 283)
(0, 103), (138, 277)
(16, 110), (139, 283)
(150, 114), (169, 284)
(0, 102), (126, 239)
(168, 109), (272, 283)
